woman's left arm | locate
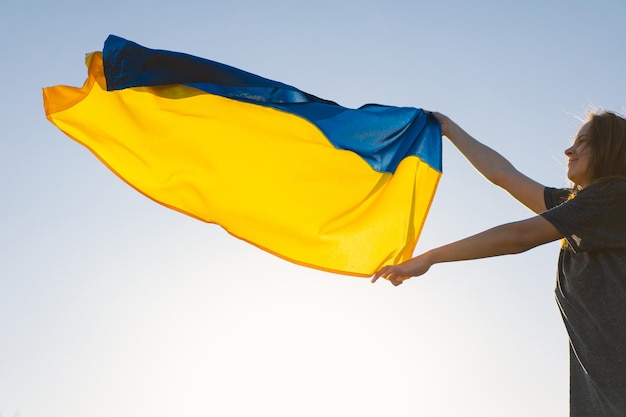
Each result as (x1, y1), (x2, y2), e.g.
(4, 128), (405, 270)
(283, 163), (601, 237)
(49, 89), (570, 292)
(371, 216), (563, 286)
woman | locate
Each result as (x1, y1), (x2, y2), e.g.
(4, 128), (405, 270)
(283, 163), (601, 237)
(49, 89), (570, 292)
(372, 111), (626, 416)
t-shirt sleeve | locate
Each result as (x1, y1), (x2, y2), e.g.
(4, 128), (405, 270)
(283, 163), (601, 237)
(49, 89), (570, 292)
(544, 187), (571, 210)
(540, 181), (626, 252)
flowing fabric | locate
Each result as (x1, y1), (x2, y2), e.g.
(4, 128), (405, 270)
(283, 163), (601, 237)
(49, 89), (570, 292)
(43, 35), (442, 276)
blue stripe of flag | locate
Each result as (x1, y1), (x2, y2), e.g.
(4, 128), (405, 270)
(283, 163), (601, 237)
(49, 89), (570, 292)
(103, 35), (441, 173)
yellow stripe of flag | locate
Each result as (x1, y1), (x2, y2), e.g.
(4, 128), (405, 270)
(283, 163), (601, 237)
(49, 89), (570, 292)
(43, 52), (440, 276)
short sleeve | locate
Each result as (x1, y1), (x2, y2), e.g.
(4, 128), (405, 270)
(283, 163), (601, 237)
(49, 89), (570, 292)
(540, 180), (626, 252)
(544, 187), (571, 210)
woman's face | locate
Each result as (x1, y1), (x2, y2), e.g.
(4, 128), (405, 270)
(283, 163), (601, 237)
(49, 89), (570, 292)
(565, 122), (593, 188)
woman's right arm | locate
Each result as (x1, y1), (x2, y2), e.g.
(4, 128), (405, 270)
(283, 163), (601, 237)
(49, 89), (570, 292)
(432, 112), (547, 214)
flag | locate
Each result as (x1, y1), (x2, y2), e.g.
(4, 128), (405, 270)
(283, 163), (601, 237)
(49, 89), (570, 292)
(43, 35), (442, 277)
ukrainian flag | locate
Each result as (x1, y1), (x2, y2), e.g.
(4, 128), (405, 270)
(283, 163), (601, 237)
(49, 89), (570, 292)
(43, 35), (441, 277)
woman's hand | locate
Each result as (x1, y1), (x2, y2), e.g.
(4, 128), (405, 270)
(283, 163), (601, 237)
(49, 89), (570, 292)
(428, 111), (454, 138)
(370, 254), (433, 286)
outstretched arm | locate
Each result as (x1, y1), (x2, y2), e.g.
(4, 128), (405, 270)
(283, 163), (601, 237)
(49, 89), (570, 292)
(371, 215), (562, 286)
(433, 112), (547, 214)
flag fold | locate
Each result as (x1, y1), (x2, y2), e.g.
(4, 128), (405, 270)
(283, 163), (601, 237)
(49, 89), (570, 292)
(43, 35), (442, 276)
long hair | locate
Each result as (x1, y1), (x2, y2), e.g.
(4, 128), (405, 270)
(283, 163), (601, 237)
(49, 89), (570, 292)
(586, 111), (626, 183)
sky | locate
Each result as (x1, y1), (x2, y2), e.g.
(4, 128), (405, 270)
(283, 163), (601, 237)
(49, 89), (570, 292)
(2, 1), (626, 416)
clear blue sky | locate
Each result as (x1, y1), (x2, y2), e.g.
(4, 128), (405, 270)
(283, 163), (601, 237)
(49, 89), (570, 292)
(2, 1), (626, 416)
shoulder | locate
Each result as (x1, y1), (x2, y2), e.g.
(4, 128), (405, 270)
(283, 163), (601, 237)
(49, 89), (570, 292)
(577, 178), (626, 203)
(586, 177), (626, 192)
(559, 179), (626, 224)
(542, 179), (626, 252)
(543, 178), (626, 217)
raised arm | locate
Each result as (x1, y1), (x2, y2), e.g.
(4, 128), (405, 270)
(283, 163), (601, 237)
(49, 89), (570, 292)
(433, 112), (547, 214)
(371, 215), (562, 286)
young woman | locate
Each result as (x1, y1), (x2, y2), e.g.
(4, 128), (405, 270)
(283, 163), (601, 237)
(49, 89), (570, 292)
(372, 111), (626, 416)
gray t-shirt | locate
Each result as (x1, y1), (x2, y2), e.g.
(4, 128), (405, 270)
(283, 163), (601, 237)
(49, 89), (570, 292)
(542, 180), (626, 416)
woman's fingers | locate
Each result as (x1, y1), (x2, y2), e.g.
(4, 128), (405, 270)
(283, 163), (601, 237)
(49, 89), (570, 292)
(370, 267), (388, 283)
(371, 266), (407, 286)
(390, 275), (404, 286)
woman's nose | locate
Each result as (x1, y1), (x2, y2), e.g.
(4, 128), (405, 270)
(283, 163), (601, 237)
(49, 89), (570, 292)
(565, 146), (573, 156)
